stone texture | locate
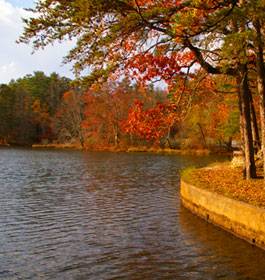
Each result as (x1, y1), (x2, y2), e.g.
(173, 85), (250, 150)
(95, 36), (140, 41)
(181, 179), (265, 250)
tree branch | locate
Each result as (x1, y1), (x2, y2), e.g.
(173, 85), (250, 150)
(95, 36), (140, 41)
(184, 38), (238, 76)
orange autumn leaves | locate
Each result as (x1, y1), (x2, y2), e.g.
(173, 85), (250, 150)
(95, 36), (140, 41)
(187, 165), (265, 208)
(122, 99), (179, 143)
(79, 73), (239, 146)
(127, 51), (195, 85)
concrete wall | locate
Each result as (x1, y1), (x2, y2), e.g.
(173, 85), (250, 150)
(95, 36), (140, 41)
(181, 179), (265, 250)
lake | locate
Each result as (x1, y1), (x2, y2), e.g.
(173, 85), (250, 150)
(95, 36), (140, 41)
(0, 148), (265, 279)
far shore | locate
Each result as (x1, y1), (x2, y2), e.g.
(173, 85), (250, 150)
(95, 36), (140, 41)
(30, 143), (234, 156)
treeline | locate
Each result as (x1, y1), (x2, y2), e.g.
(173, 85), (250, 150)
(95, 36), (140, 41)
(0, 73), (167, 147)
(0, 72), (71, 145)
(1, 71), (242, 150)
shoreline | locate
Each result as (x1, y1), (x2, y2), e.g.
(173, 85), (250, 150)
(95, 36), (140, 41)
(181, 167), (265, 250)
(30, 143), (233, 156)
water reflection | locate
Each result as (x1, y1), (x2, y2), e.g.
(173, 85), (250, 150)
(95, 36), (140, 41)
(179, 205), (265, 279)
(0, 148), (263, 279)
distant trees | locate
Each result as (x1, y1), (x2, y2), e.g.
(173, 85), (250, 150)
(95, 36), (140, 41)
(0, 84), (16, 143)
(1, 70), (242, 152)
(0, 72), (72, 145)
(82, 79), (148, 147)
(52, 89), (85, 146)
(122, 73), (241, 150)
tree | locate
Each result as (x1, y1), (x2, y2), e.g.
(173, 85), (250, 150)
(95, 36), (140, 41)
(0, 72), (72, 145)
(8, 80), (35, 144)
(82, 79), (138, 147)
(52, 90), (85, 146)
(31, 99), (51, 141)
(19, 0), (265, 179)
(0, 84), (16, 143)
(48, 72), (73, 116)
(252, 11), (265, 182)
(122, 98), (177, 145)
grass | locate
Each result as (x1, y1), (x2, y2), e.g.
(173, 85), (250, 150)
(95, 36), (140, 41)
(32, 143), (83, 149)
(180, 166), (197, 182)
(127, 147), (211, 155)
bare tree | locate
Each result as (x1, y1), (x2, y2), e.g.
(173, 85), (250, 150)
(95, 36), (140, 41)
(52, 90), (84, 146)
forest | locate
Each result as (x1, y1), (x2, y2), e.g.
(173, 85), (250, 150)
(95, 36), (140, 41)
(0, 71), (240, 150)
(0, 0), (264, 181)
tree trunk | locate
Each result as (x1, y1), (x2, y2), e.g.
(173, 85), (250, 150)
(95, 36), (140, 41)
(113, 125), (120, 147)
(237, 66), (256, 179)
(79, 133), (84, 147)
(237, 77), (246, 177)
(166, 134), (173, 149)
(254, 19), (265, 182)
(197, 123), (207, 148)
(248, 87), (260, 151)
(225, 136), (232, 151)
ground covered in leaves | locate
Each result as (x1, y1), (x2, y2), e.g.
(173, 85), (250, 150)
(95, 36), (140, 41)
(183, 164), (265, 208)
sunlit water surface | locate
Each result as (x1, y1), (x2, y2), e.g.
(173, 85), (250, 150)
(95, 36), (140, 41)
(0, 148), (265, 279)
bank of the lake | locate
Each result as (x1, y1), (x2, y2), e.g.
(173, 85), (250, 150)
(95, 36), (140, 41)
(181, 165), (265, 250)
(32, 143), (230, 156)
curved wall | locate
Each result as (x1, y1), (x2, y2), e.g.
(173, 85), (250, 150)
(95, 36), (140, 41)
(181, 179), (265, 250)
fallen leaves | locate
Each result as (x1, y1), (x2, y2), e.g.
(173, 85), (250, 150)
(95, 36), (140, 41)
(186, 164), (265, 208)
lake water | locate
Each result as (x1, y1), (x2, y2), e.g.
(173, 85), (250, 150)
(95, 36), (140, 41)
(1, 148), (265, 279)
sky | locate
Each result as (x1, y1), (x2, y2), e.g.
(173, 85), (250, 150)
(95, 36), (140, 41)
(0, 0), (76, 84)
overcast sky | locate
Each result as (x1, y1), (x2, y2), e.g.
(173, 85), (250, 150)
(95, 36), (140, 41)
(0, 0), (76, 84)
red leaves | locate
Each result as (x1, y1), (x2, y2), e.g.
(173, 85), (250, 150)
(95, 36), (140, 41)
(122, 98), (179, 143)
(128, 52), (182, 83)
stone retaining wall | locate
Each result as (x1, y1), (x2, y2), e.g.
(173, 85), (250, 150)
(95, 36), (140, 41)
(181, 179), (265, 250)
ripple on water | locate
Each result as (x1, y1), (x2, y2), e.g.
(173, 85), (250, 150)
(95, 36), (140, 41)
(0, 148), (265, 280)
